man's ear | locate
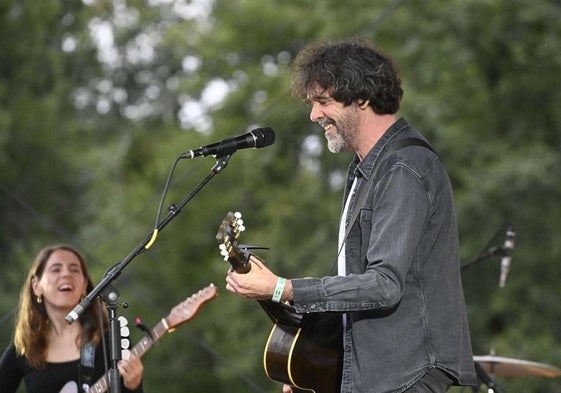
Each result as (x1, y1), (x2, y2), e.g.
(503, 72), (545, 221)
(357, 99), (370, 110)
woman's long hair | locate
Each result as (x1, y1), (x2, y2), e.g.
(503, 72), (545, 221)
(13, 244), (107, 368)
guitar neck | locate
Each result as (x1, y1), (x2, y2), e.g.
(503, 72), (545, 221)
(87, 319), (169, 393)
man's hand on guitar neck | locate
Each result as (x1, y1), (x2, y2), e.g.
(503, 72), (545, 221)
(225, 255), (293, 302)
(282, 384), (293, 393)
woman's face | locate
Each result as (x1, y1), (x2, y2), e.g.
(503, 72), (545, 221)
(32, 249), (88, 313)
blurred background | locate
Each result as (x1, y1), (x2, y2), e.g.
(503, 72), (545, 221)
(1, 0), (560, 391)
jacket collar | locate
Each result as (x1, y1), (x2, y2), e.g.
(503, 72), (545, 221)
(351, 117), (409, 181)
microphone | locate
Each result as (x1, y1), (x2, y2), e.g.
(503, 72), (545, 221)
(65, 297), (92, 324)
(499, 226), (515, 288)
(180, 127), (275, 159)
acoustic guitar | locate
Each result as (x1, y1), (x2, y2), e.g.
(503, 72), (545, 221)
(60, 284), (218, 393)
(216, 212), (343, 393)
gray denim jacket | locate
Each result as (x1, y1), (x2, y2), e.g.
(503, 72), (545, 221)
(291, 118), (477, 392)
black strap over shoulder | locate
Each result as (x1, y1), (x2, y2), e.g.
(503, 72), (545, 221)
(390, 137), (436, 155)
(348, 137), (437, 224)
(79, 342), (96, 393)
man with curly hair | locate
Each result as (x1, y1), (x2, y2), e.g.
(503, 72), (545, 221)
(226, 37), (477, 393)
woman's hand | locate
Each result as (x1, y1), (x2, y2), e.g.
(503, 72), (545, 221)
(118, 353), (143, 390)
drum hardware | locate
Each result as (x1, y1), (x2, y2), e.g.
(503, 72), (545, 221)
(474, 354), (561, 378)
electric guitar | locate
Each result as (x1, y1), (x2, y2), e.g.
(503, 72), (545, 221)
(217, 212), (343, 393)
(60, 284), (218, 393)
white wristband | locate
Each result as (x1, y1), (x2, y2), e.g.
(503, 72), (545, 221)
(272, 277), (286, 303)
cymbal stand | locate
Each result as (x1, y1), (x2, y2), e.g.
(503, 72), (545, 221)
(473, 362), (504, 393)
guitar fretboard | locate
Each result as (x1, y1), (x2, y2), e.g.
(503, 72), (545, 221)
(87, 320), (168, 393)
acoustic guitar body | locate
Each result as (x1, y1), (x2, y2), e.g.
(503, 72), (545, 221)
(262, 302), (343, 393)
(216, 212), (343, 393)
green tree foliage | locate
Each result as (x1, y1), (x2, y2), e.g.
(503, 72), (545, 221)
(1, 1), (560, 392)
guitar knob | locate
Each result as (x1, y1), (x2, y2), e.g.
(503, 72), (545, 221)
(118, 315), (129, 327)
(119, 316), (130, 337)
(234, 211), (242, 218)
(119, 316), (131, 360)
(121, 348), (131, 360)
(121, 325), (130, 337)
(121, 336), (131, 360)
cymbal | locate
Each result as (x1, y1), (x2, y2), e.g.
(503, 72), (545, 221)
(474, 355), (561, 378)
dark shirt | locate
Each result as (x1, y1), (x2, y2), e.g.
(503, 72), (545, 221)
(291, 118), (477, 392)
(0, 340), (143, 393)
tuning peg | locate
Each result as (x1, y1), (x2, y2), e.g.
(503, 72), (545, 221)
(233, 212), (244, 226)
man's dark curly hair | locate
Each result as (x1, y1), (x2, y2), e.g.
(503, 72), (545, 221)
(292, 37), (403, 115)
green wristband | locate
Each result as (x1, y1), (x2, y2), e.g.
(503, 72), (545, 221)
(272, 277), (286, 303)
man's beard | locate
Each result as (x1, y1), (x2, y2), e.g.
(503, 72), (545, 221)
(326, 126), (348, 153)
(324, 110), (360, 153)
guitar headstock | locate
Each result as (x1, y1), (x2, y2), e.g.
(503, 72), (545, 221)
(216, 211), (251, 273)
(165, 284), (219, 331)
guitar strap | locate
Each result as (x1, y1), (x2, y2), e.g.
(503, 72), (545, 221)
(79, 342), (96, 393)
(334, 137), (437, 273)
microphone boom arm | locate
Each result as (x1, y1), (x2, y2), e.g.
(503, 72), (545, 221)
(461, 244), (505, 270)
(65, 154), (233, 324)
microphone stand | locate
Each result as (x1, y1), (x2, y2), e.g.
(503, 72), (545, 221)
(101, 284), (122, 393)
(65, 154), (233, 392)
